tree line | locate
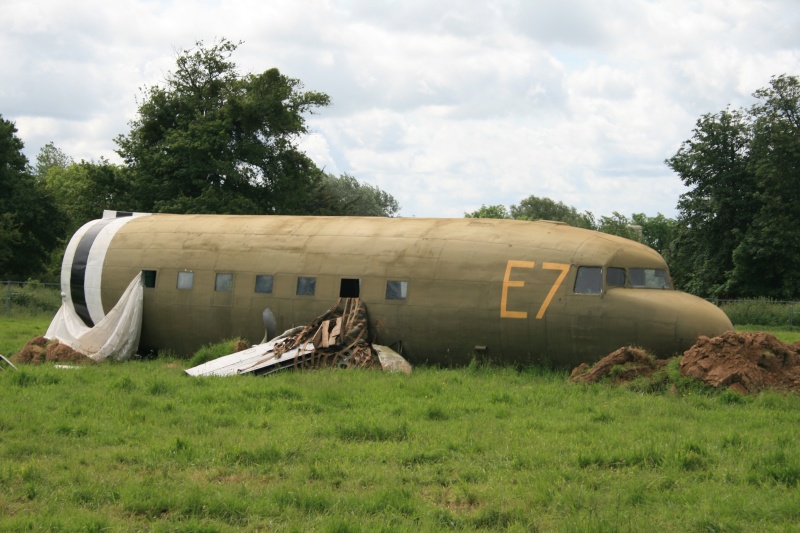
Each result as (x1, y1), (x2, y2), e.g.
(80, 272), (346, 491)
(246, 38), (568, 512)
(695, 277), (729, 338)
(0, 39), (398, 281)
(1, 38), (798, 300)
(468, 75), (800, 300)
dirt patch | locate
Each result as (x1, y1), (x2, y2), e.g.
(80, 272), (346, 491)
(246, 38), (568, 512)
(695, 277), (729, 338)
(569, 347), (669, 384)
(681, 331), (800, 394)
(570, 331), (800, 394)
(12, 338), (95, 365)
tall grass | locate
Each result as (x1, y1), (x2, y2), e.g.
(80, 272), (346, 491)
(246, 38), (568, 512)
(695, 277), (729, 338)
(0, 315), (52, 357)
(3, 317), (800, 530)
(721, 298), (799, 327)
(1, 282), (61, 317)
(2, 358), (800, 531)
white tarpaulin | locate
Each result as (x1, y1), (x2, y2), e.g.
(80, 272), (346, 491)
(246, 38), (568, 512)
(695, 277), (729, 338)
(45, 274), (144, 362)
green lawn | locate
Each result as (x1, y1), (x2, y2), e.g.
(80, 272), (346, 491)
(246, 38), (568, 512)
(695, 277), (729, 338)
(0, 315), (52, 358)
(1, 317), (799, 531)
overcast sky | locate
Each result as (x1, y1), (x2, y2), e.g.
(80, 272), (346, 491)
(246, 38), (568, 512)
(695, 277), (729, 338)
(2, 0), (799, 219)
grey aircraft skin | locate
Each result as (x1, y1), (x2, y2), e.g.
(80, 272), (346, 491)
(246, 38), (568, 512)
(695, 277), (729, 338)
(59, 212), (733, 367)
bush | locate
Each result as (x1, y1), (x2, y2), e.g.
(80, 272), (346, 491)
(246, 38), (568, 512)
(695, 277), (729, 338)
(2, 282), (61, 316)
(720, 298), (797, 326)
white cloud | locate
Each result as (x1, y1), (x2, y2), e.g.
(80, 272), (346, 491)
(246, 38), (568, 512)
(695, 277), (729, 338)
(1, 0), (799, 220)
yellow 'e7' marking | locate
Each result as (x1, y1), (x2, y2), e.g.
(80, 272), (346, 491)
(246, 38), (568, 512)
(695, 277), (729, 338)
(501, 260), (535, 318)
(536, 263), (570, 319)
(501, 260), (571, 319)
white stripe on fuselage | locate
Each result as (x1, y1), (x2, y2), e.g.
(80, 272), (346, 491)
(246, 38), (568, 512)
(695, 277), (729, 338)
(63, 214), (149, 325)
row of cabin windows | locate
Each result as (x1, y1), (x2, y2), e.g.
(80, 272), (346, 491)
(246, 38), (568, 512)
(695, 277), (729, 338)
(142, 270), (409, 300)
(574, 266), (671, 294)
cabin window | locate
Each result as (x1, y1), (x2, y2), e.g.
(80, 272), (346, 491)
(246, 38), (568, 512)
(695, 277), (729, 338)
(607, 267), (626, 288)
(255, 274), (274, 294)
(629, 268), (671, 289)
(296, 276), (316, 296)
(215, 273), (234, 292)
(386, 280), (408, 300)
(574, 267), (602, 294)
(340, 278), (360, 298)
(177, 271), (194, 290)
(143, 270), (157, 288)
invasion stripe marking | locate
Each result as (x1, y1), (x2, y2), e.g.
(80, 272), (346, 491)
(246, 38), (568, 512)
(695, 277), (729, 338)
(69, 219), (116, 327)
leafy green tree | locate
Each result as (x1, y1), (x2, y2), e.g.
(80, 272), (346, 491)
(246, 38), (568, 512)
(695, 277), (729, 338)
(0, 116), (65, 280)
(33, 142), (72, 181)
(310, 173), (400, 217)
(631, 213), (677, 256)
(464, 204), (511, 219)
(727, 75), (800, 298)
(115, 38), (331, 215)
(43, 159), (127, 235)
(666, 107), (754, 297)
(510, 195), (596, 229)
(596, 212), (639, 240)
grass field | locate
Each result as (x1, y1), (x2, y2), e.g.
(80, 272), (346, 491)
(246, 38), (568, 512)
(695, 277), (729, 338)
(2, 316), (800, 531)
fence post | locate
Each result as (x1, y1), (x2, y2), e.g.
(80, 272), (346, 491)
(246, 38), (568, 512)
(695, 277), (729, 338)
(4, 281), (10, 317)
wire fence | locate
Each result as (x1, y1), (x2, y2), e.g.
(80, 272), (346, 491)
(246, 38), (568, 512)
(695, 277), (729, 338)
(2, 280), (61, 317)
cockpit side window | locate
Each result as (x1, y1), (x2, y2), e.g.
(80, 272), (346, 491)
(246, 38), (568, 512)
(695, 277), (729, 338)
(607, 267), (626, 288)
(574, 266), (602, 294)
(629, 268), (671, 289)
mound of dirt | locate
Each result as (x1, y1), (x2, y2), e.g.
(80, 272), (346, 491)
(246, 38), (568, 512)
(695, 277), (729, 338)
(569, 347), (669, 384)
(12, 338), (95, 365)
(570, 331), (800, 394)
(681, 331), (800, 394)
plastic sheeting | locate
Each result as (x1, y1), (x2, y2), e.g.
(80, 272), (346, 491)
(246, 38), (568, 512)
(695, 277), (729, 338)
(45, 274), (144, 362)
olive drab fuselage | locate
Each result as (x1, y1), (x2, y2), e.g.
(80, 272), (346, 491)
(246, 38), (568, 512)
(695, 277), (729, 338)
(60, 213), (733, 366)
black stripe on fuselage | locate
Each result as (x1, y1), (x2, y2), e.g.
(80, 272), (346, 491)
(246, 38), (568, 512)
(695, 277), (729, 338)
(69, 219), (116, 327)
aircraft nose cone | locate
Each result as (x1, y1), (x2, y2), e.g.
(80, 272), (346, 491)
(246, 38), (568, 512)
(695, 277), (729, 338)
(676, 298), (733, 351)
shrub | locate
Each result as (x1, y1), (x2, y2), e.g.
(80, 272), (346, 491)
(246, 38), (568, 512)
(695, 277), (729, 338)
(3, 282), (61, 316)
(720, 298), (797, 326)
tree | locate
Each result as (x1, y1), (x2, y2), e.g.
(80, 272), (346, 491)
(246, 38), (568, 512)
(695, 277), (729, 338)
(115, 38), (331, 215)
(510, 195), (595, 229)
(464, 204), (511, 219)
(33, 142), (72, 182)
(727, 75), (800, 298)
(631, 213), (677, 256)
(310, 173), (400, 217)
(43, 159), (127, 235)
(596, 212), (639, 241)
(667, 75), (800, 299)
(0, 116), (66, 280)
(666, 107), (754, 297)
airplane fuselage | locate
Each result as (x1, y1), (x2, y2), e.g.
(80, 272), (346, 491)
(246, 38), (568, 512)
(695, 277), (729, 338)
(60, 212), (732, 367)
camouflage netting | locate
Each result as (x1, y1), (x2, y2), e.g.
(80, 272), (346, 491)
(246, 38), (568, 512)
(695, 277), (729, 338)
(570, 331), (800, 394)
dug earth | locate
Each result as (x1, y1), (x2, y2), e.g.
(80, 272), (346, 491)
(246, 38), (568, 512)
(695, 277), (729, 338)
(570, 331), (800, 394)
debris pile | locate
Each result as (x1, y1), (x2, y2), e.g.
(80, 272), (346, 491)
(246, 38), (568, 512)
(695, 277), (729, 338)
(12, 336), (95, 365)
(569, 347), (668, 384)
(185, 298), (411, 377)
(569, 331), (800, 394)
(681, 331), (800, 394)
(269, 298), (382, 371)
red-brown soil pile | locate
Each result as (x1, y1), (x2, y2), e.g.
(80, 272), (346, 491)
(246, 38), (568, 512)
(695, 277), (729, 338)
(12, 337), (95, 365)
(570, 331), (800, 394)
(569, 346), (669, 384)
(681, 331), (800, 394)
